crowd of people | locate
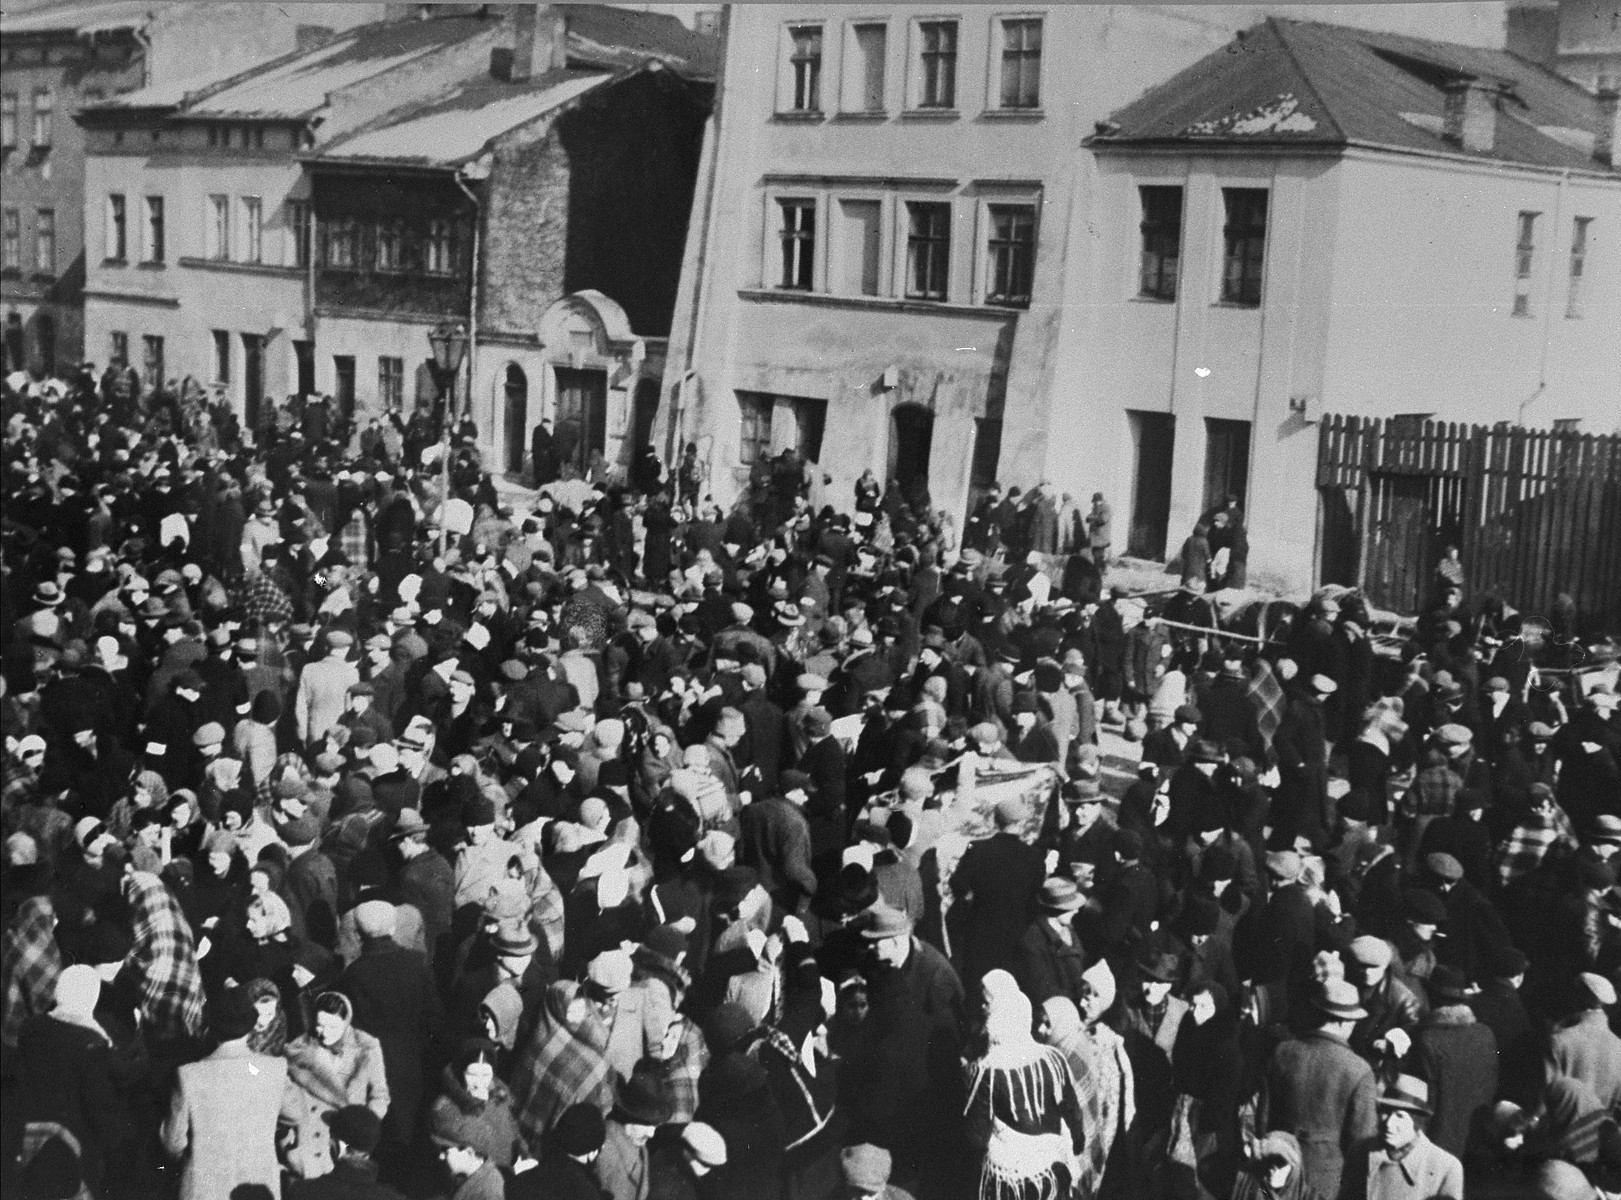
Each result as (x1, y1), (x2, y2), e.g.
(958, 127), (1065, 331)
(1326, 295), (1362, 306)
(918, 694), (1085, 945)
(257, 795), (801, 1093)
(2, 367), (1621, 1200)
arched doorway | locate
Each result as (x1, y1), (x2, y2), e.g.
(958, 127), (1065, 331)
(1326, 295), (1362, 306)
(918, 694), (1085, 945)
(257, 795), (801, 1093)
(503, 364), (528, 475)
(888, 403), (934, 509)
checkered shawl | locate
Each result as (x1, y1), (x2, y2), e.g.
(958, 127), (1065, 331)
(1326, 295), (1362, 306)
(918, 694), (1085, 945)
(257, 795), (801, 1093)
(1402, 764), (1462, 821)
(662, 1017), (710, 1126)
(2, 896), (61, 1051)
(123, 871), (207, 1041)
(1499, 805), (1579, 887)
(260, 750), (313, 807)
(1247, 660), (1287, 752)
(241, 570), (295, 627)
(511, 980), (614, 1144)
(339, 508), (372, 572)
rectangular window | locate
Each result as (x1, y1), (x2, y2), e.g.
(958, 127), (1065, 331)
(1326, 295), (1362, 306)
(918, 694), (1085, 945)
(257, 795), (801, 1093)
(738, 392), (774, 464)
(207, 124), (218, 148)
(144, 196), (165, 263)
(919, 21), (957, 108)
(375, 219), (404, 272)
(778, 199), (816, 290)
(325, 216), (357, 269)
(378, 356), (404, 411)
(31, 87), (52, 146)
(1220, 187), (1267, 306)
(240, 196), (262, 264)
(288, 200), (310, 268)
(252, 126), (264, 150)
(207, 194), (230, 260)
(142, 334), (164, 389)
(1, 209), (18, 270)
(986, 204), (1035, 307)
(999, 18), (1042, 109)
(1513, 210), (1538, 317)
(1568, 216), (1592, 318)
(425, 219), (453, 274)
(838, 198), (883, 296)
(1138, 185), (1183, 300)
(82, 88), (103, 104)
(212, 329), (230, 384)
(854, 23), (887, 112)
(35, 208), (55, 273)
(788, 25), (822, 112)
(110, 331), (128, 366)
(905, 200), (951, 300)
(107, 194), (127, 261)
(1, 93), (16, 147)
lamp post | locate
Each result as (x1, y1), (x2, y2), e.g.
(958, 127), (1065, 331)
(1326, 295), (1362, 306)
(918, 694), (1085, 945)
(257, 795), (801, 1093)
(427, 321), (468, 558)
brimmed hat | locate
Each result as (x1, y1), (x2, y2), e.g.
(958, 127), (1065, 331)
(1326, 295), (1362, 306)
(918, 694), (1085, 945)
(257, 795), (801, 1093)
(32, 581), (65, 608)
(555, 1104), (607, 1157)
(1137, 947), (1180, 982)
(1314, 979), (1368, 1020)
(391, 808), (429, 839)
(1040, 877), (1084, 913)
(1189, 738), (1223, 764)
(859, 904), (913, 940)
(1377, 1074), (1433, 1115)
(613, 1066), (674, 1127)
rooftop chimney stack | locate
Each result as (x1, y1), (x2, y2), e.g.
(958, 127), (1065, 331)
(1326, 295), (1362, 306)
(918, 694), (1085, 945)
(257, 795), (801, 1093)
(505, 4), (566, 84)
(1597, 87), (1620, 169)
(1442, 78), (1498, 154)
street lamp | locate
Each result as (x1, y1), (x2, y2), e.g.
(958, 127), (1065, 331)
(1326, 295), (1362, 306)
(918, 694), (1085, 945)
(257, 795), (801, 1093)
(427, 321), (468, 558)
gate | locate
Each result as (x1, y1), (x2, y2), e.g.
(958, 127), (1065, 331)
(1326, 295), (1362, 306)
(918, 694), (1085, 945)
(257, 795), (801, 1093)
(1318, 415), (1621, 632)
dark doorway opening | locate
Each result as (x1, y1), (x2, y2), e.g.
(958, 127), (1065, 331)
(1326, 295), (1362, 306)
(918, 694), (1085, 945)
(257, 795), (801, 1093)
(242, 334), (266, 435)
(34, 313), (55, 378)
(631, 379), (660, 463)
(333, 355), (356, 426)
(1126, 410), (1176, 560)
(293, 340), (315, 396)
(1318, 486), (1359, 588)
(1203, 417), (1251, 517)
(504, 364), (529, 475)
(889, 403), (935, 506)
(554, 367), (607, 475)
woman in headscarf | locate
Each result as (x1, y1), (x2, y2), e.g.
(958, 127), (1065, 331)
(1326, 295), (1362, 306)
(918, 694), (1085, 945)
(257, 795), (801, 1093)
(1038, 959), (1134, 1200)
(429, 1038), (529, 1169)
(748, 990), (840, 1200)
(279, 990), (391, 1179)
(510, 979), (615, 1145)
(1497, 782), (1578, 888)
(12, 964), (126, 1193)
(1231, 1132), (1325, 1200)
(2, 894), (61, 1057)
(964, 969), (1085, 1200)
(1167, 983), (1243, 1199)
(121, 870), (207, 1048)
(245, 977), (289, 1056)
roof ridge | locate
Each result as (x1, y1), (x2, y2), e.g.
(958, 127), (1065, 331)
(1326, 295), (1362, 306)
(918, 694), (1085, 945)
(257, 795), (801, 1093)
(1264, 17), (1349, 144)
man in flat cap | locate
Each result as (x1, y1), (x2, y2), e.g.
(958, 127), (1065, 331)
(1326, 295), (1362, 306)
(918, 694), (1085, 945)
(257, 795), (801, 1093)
(296, 628), (361, 748)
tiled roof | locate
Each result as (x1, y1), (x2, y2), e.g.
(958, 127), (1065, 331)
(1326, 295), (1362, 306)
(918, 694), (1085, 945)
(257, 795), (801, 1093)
(311, 68), (616, 166)
(557, 4), (717, 81)
(0, 0), (152, 36)
(1092, 18), (1617, 173)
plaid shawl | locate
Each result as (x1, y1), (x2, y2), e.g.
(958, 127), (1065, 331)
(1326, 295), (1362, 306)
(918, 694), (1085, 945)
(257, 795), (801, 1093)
(511, 980), (614, 1144)
(1403, 764), (1462, 821)
(1045, 1009), (1133, 1200)
(657, 1016), (709, 1126)
(339, 508), (372, 572)
(241, 570), (295, 627)
(2, 896), (61, 1052)
(260, 750), (313, 807)
(123, 871), (207, 1042)
(1247, 660), (1287, 753)
(1499, 806), (1579, 886)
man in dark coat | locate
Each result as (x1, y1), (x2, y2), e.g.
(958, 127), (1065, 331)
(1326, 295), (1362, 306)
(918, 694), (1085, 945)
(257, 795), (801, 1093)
(1273, 674), (1335, 847)
(1199, 658), (1266, 765)
(1423, 852), (1511, 982)
(949, 796), (1045, 985)
(336, 902), (449, 1163)
(738, 770), (819, 916)
(1014, 877), (1089, 1008)
(737, 665), (789, 795)
(1469, 945), (1537, 1105)
(531, 419), (561, 487)
(797, 709), (848, 872)
(1098, 827), (1158, 961)
(285, 1106), (407, 1200)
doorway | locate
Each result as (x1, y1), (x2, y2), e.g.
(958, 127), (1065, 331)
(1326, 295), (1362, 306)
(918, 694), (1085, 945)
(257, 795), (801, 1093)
(504, 364), (529, 475)
(888, 403), (935, 506)
(293, 340), (315, 396)
(242, 333), (266, 433)
(1126, 410), (1176, 560)
(630, 380), (660, 461)
(333, 356), (356, 425)
(553, 367), (607, 476)
(1203, 418), (1251, 519)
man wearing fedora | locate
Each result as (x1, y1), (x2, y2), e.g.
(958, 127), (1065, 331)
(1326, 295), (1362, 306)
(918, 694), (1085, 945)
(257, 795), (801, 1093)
(599, 1063), (674, 1200)
(1015, 876), (1090, 1009)
(1344, 1075), (1463, 1200)
(1261, 979), (1378, 1200)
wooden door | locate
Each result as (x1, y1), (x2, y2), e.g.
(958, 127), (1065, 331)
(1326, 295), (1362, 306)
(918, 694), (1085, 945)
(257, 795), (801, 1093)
(554, 367), (607, 475)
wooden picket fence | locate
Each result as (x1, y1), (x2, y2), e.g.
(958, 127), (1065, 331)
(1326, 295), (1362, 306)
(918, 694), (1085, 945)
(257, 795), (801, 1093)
(1316, 414), (1621, 630)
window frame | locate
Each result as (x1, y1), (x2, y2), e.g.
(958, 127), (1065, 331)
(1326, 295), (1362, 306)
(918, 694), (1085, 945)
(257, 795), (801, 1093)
(737, 391), (775, 465)
(1218, 187), (1268, 307)
(1, 208), (19, 271)
(1, 93), (17, 148)
(787, 24), (824, 113)
(1567, 215), (1592, 319)
(984, 202), (1036, 308)
(425, 218), (454, 275)
(31, 86), (52, 147)
(287, 199), (310, 269)
(776, 197), (818, 291)
(107, 193), (128, 262)
(240, 196), (262, 264)
(34, 208), (55, 274)
(915, 18), (959, 110)
(995, 16), (1042, 110)
(142, 333), (164, 389)
(324, 215), (358, 270)
(1513, 209), (1539, 317)
(1137, 184), (1184, 302)
(834, 194), (886, 296)
(374, 217), (406, 273)
(109, 331), (129, 367)
(378, 355), (405, 411)
(904, 199), (953, 301)
(844, 20), (889, 114)
(207, 193), (230, 260)
(144, 195), (165, 264)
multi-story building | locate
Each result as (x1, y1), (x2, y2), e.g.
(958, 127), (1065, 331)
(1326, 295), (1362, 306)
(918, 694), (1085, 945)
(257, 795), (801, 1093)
(303, 4), (714, 476)
(1, 1), (376, 377)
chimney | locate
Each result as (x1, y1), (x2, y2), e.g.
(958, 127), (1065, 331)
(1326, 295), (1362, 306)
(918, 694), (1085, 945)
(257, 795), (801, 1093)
(1597, 87), (1620, 169)
(503, 4), (566, 84)
(692, 9), (721, 37)
(1442, 78), (1498, 154)
(1505, 0), (1558, 67)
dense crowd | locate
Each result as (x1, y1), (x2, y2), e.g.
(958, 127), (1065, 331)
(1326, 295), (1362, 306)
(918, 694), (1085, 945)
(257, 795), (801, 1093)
(2, 366), (1620, 1200)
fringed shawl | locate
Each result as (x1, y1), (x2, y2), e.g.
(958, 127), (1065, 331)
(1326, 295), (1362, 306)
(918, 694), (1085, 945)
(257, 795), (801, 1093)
(2, 896), (61, 1051)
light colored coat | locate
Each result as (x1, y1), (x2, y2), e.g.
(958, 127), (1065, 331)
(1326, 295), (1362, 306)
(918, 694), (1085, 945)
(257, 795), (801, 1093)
(1357, 1133), (1464, 1200)
(279, 1024), (391, 1179)
(294, 654), (360, 746)
(603, 982), (675, 1082)
(162, 1042), (288, 1200)
(1547, 1008), (1621, 1113)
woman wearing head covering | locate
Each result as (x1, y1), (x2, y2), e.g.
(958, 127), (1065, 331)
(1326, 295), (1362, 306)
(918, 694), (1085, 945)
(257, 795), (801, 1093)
(244, 977), (289, 1056)
(1037, 959), (1134, 1200)
(2, 895), (61, 1056)
(1496, 783), (1578, 887)
(511, 980), (615, 1145)
(1167, 983), (1243, 1198)
(747, 990), (840, 1200)
(121, 871), (207, 1046)
(1231, 1132), (1325, 1200)
(279, 990), (390, 1179)
(964, 970), (1084, 1200)
(429, 1038), (528, 1169)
